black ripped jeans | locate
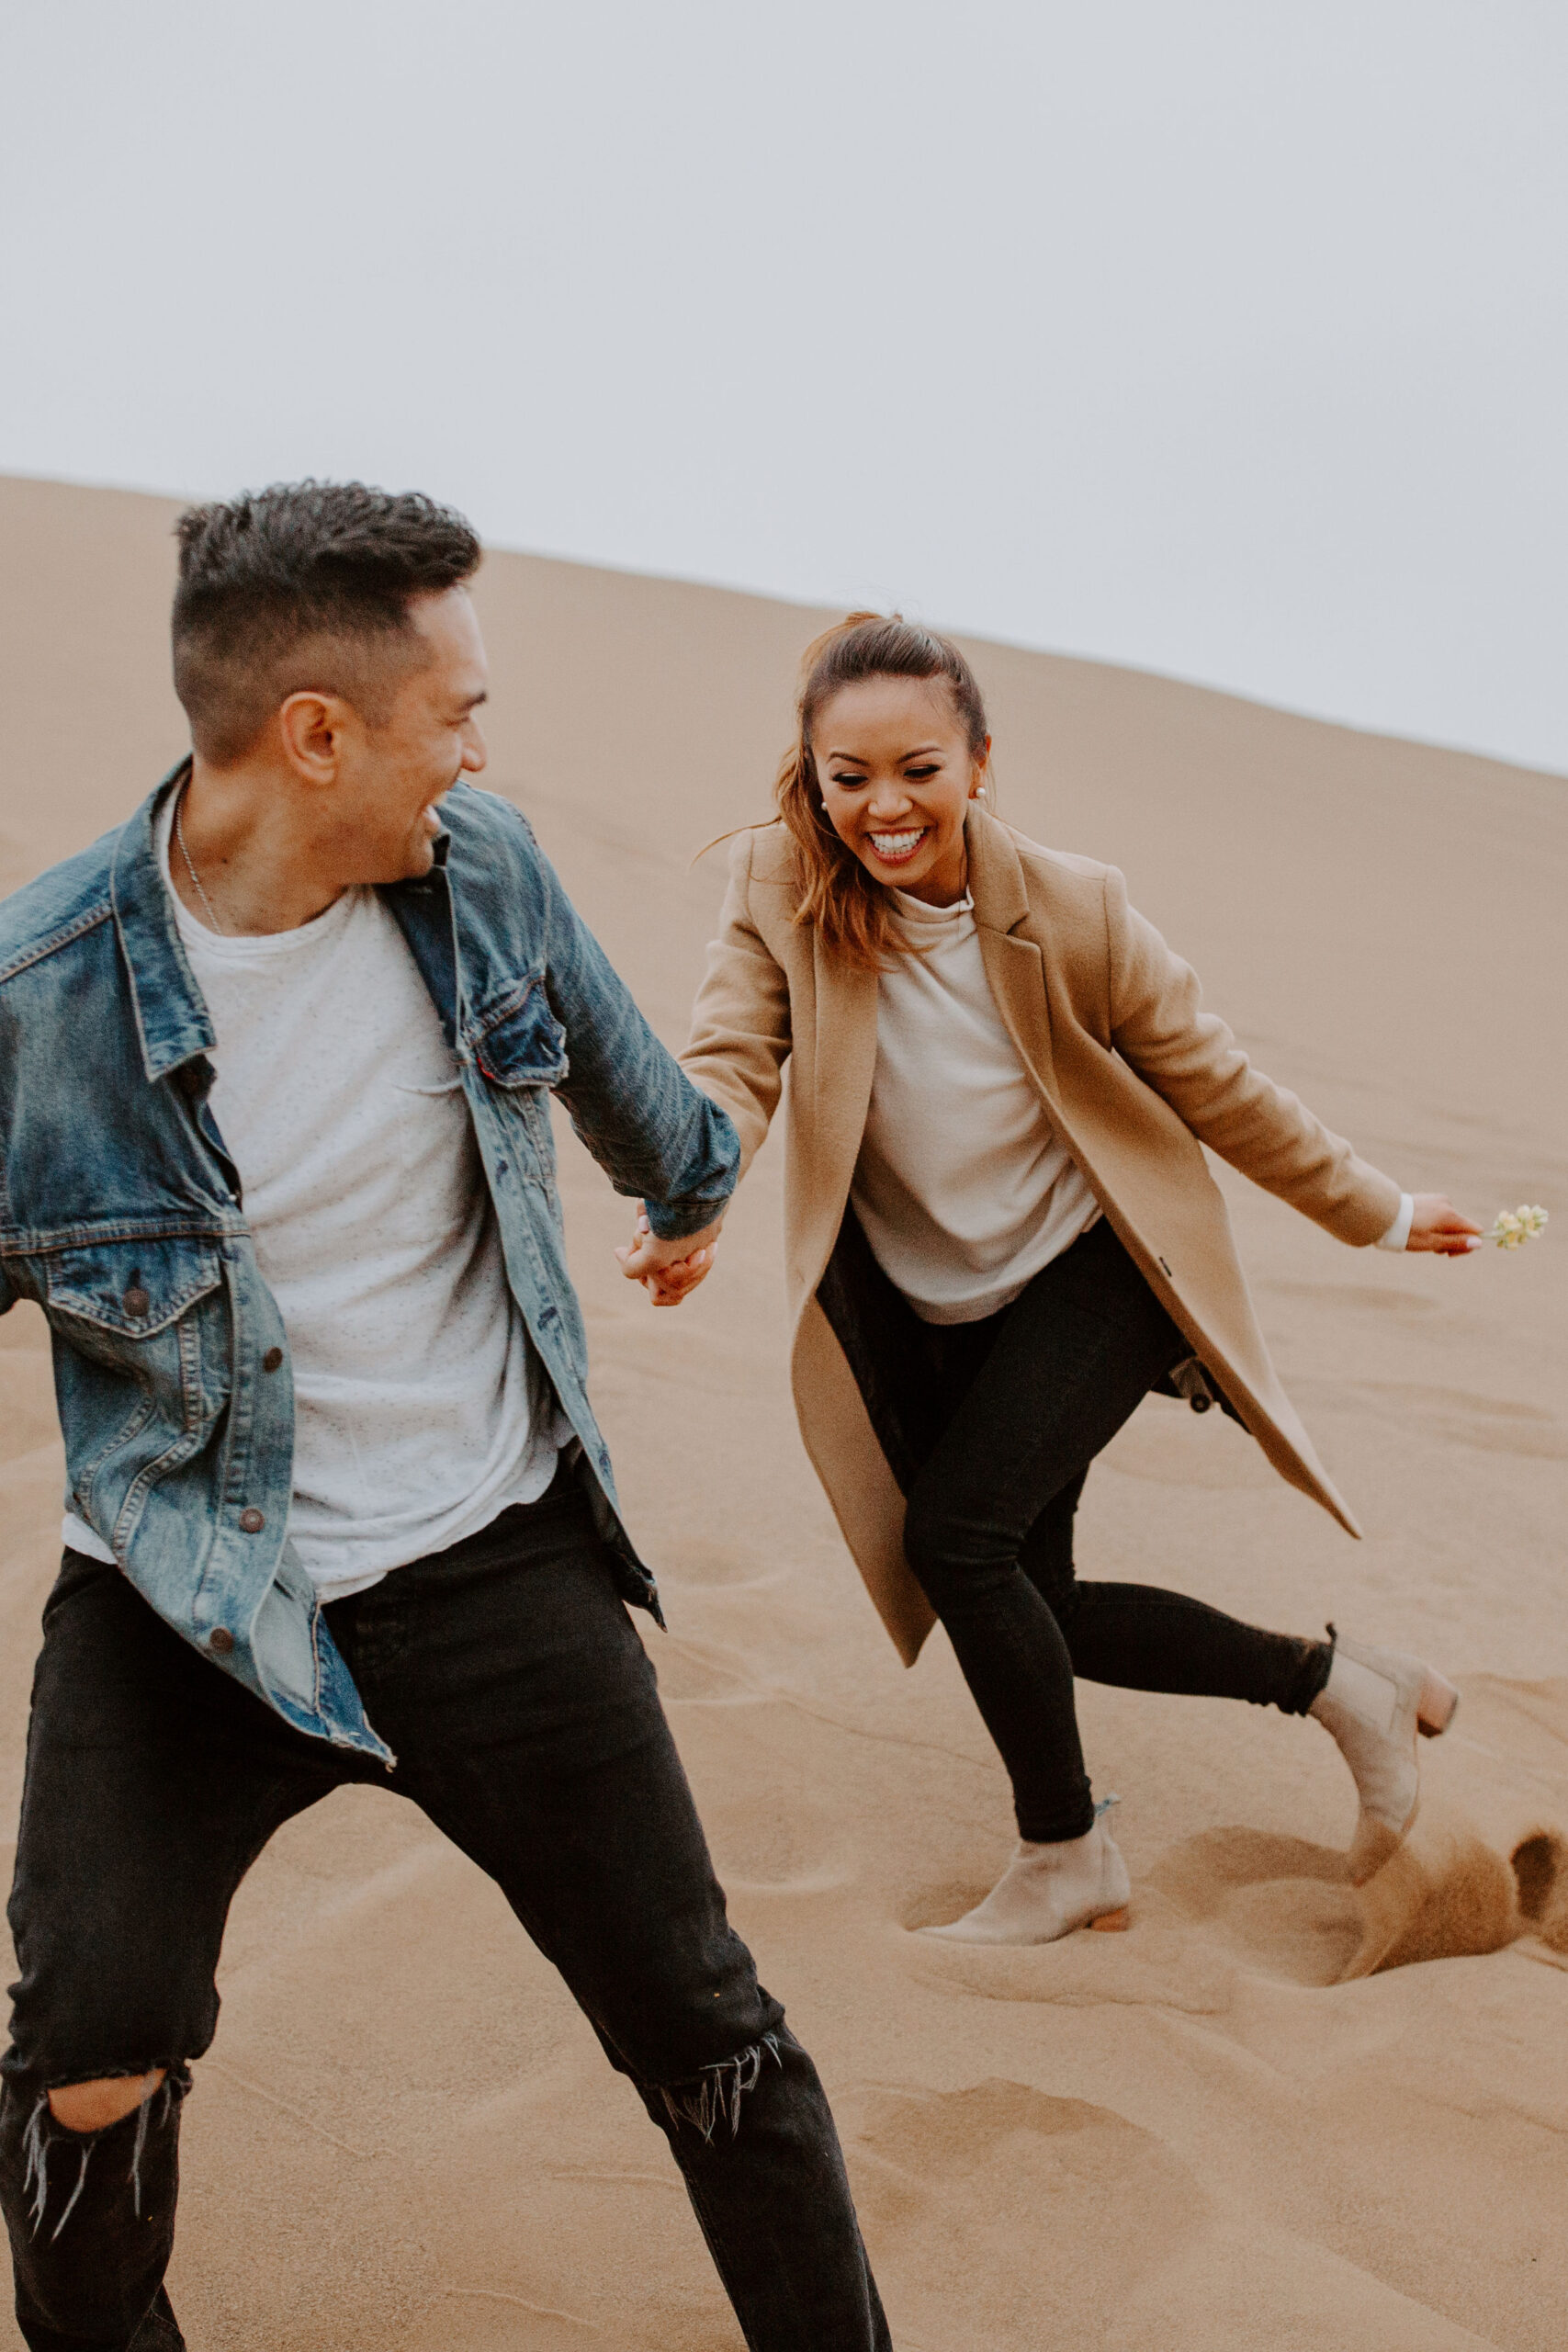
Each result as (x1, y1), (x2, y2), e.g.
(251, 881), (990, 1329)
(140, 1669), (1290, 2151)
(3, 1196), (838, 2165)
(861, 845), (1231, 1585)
(1, 1466), (889, 2352)
(829, 1215), (1331, 1844)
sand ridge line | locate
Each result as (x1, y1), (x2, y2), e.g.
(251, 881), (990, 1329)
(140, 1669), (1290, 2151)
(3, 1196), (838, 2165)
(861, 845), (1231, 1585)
(203, 2058), (378, 2160)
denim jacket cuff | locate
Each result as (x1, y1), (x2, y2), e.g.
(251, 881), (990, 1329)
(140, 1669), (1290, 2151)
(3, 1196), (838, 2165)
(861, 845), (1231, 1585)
(642, 1193), (732, 1243)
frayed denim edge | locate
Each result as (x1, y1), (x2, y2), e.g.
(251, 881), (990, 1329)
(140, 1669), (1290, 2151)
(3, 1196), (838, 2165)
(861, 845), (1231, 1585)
(659, 2033), (782, 2143)
(21, 2069), (182, 2240)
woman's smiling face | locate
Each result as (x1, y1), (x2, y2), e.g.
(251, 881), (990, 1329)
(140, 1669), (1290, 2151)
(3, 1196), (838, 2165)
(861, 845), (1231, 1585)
(814, 673), (990, 907)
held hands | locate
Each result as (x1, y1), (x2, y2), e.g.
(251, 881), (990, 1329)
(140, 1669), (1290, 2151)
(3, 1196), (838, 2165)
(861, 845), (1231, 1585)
(1406, 1194), (1483, 1256)
(615, 1208), (724, 1306)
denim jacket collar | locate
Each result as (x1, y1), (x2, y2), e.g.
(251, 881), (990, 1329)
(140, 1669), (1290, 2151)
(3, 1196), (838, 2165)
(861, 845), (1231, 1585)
(109, 762), (219, 1084)
(111, 760), (464, 1083)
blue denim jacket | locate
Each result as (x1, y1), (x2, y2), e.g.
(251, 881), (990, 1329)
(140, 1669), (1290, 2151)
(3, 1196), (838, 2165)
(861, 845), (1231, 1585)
(0, 766), (739, 1761)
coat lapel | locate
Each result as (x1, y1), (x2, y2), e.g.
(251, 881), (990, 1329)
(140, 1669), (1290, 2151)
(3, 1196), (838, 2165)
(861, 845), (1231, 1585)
(967, 806), (1060, 1104)
(810, 924), (880, 1207)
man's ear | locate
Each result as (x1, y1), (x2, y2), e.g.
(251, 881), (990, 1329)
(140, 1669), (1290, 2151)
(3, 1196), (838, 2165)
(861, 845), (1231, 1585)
(276, 690), (355, 785)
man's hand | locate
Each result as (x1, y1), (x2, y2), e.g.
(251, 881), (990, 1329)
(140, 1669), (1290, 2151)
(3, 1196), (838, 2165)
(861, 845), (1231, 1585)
(615, 1209), (724, 1306)
(1406, 1194), (1483, 1255)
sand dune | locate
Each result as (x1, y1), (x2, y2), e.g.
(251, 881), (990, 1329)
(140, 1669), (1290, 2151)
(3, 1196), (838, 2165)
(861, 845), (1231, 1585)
(1, 474), (1564, 2347)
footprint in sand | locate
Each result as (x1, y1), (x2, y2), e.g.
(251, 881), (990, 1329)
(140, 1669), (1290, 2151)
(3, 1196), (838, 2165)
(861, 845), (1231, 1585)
(1147, 1826), (1362, 1984)
(703, 1793), (850, 1895)
(848, 2078), (1211, 2339)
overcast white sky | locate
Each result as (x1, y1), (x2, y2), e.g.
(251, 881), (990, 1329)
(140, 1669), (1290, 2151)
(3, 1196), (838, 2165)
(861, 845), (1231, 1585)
(2, 2), (1563, 772)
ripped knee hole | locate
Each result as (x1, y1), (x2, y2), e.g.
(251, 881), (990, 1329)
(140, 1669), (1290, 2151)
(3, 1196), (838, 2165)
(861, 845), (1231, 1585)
(48, 2069), (167, 2134)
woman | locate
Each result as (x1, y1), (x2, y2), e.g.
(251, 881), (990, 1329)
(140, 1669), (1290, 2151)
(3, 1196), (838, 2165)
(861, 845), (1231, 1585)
(620, 615), (1479, 1945)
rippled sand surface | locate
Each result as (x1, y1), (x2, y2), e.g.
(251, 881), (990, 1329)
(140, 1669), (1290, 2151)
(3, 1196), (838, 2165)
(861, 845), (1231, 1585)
(2, 476), (1564, 2349)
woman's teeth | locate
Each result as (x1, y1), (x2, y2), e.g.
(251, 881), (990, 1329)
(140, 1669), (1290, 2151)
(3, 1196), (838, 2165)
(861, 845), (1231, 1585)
(868, 829), (926, 861)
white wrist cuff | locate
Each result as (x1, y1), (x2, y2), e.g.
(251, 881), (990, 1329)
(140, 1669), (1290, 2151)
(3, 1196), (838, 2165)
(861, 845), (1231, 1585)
(1376, 1193), (1416, 1252)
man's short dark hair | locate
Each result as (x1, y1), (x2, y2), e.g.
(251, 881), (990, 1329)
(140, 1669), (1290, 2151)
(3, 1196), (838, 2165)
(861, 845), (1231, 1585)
(172, 481), (482, 765)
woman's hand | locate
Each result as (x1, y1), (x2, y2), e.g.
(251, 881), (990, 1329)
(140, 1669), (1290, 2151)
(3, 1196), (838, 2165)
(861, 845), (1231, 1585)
(1405, 1194), (1483, 1255)
(615, 1209), (724, 1305)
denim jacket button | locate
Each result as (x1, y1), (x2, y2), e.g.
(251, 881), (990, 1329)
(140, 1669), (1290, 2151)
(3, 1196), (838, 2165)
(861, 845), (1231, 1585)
(209, 1627), (235, 1655)
(123, 1285), (151, 1317)
(238, 1507), (266, 1533)
(262, 1347), (284, 1373)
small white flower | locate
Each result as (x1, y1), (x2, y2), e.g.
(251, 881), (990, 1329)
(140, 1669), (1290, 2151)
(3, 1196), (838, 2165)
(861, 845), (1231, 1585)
(1484, 1204), (1549, 1250)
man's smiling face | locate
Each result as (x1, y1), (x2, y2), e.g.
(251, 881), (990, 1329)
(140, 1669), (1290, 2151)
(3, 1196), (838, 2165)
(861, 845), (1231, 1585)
(325, 585), (490, 883)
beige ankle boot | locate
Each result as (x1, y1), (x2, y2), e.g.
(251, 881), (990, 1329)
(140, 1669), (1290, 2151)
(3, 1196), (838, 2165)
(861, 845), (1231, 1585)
(1310, 1631), (1459, 1883)
(922, 1799), (1131, 1945)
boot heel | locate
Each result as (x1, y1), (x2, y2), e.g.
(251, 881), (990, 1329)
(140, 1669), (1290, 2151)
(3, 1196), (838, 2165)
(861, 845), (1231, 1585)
(1089, 1908), (1130, 1932)
(1417, 1670), (1460, 1736)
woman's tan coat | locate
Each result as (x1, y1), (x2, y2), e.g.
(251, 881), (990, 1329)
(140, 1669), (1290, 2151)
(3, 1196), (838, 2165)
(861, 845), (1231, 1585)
(680, 807), (1402, 1666)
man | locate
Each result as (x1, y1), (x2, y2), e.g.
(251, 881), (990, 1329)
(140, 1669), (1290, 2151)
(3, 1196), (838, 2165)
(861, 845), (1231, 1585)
(0, 481), (890, 2351)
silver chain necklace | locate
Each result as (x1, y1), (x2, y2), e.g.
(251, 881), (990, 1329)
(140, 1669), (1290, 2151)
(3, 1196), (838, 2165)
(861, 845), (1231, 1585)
(175, 785), (228, 935)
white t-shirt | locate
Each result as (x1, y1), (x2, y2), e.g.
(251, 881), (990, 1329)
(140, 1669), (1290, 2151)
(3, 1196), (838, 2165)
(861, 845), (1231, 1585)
(64, 805), (568, 1594)
(851, 888), (1102, 1324)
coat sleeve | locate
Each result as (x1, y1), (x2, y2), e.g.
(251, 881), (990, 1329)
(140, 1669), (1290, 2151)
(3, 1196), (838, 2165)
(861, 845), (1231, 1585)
(1103, 867), (1402, 1246)
(679, 831), (795, 1181)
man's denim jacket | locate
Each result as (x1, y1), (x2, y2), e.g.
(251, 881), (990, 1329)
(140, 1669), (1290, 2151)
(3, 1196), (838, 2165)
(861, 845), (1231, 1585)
(0, 766), (739, 1762)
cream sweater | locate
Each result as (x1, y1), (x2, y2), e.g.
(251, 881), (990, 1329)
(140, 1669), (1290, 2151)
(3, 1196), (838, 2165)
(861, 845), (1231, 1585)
(850, 886), (1413, 1327)
(851, 888), (1101, 1323)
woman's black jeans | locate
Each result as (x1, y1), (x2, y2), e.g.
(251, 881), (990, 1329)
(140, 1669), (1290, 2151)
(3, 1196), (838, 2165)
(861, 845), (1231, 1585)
(822, 1214), (1331, 1844)
(1, 1466), (890, 2352)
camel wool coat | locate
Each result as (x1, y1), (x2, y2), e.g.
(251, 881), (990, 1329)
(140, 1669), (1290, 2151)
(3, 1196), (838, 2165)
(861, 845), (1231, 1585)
(680, 807), (1402, 1666)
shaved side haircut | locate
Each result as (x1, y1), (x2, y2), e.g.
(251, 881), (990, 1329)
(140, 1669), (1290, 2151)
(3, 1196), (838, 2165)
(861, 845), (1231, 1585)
(172, 481), (482, 765)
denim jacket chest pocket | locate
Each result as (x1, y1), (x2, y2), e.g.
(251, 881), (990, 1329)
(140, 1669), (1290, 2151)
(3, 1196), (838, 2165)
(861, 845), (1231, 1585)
(467, 977), (570, 1202)
(470, 976), (570, 1087)
(44, 1234), (225, 1352)
(41, 1234), (228, 1524)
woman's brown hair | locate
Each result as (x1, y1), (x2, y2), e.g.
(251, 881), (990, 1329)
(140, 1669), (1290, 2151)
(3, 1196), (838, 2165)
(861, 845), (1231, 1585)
(773, 613), (990, 969)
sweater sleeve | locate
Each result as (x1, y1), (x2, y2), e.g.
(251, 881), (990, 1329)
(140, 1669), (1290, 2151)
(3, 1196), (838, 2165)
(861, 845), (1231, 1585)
(1103, 867), (1402, 1247)
(679, 831), (795, 1181)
